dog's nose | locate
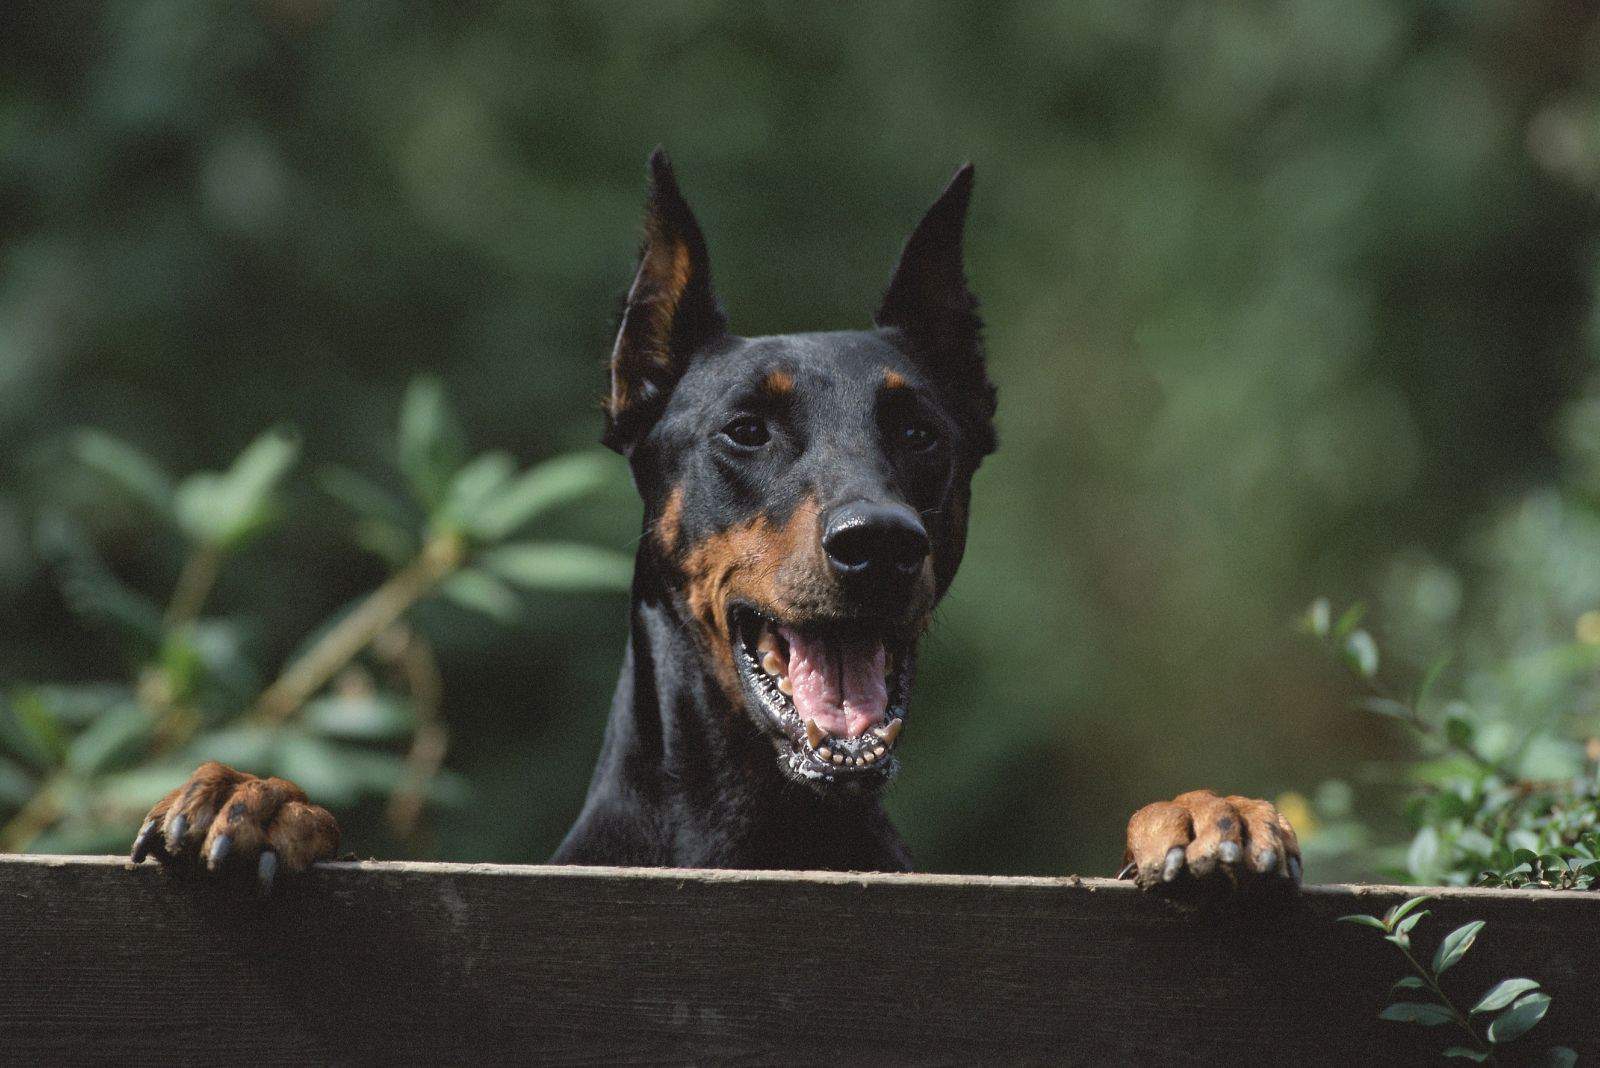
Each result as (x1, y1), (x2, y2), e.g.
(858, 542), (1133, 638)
(822, 501), (930, 585)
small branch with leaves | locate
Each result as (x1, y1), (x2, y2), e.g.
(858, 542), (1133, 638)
(1338, 897), (1574, 1064)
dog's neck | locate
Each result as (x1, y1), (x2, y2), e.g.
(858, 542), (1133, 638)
(551, 559), (911, 871)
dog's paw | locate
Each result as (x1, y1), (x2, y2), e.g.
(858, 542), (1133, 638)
(1123, 789), (1301, 893)
(130, 761), (339, 891)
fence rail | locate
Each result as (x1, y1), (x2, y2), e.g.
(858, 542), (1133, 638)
(1, 853), (1596, 1064)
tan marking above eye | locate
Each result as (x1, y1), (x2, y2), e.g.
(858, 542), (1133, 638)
(761, 369), (795, 395)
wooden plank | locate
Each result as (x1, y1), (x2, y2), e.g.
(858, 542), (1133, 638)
(0, 854), (1595, 1064)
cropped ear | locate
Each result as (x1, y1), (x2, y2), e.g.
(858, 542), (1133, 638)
(874, 163), (996, 456)
(603, 148), (727, 455)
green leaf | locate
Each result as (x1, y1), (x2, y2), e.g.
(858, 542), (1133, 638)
(302, 693), (415, 741)
(1386, 895), (1432, 927)
(1336, 914), (1388, 930)
(1432, 920), (1485, 976)
(1441, 1048), (1489, 1062)
(1392, 976), (1426, 992)
(1343, 629), (1379, 678)
(1486, 992), (1551, 1043)
(74, 429), (176, 517)
(175, 428), (300, 548)
(397, 376), (467, 510)
(65, 704), (153, 776)
(467, 451), (616, 541)
(481, 542), (633, 593)
(1394, 910), (1430, 936)
(1537, 1048), (1578, 1068)
(1471, 979), (1541, 1014)
(1379, 1002), (1455, 1026)
(438, 568), (522, 624)
(437, 452), (514, 531)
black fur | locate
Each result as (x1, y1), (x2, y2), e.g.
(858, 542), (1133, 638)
(554, 151), (995, 871)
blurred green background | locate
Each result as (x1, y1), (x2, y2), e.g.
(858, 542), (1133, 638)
(3, 1), (1600, 879)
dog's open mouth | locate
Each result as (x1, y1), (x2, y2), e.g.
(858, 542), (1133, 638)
(731, 607), (915, 782)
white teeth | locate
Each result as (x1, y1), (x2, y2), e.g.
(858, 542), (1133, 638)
(875, 719), (903, 746)
(816, 746), (833, 761)
(831, 752), (843, 765)
(863, 751), (877, 764)
(762, 652), (785, 676)
(758, 631), (780, 655)
(872, 746), (886, 758)
(805, 720), (826, 749)
(777, 675), (792, 695)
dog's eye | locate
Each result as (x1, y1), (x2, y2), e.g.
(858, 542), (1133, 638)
(720, 417), (771, 449)
(899, 419), (939, 451)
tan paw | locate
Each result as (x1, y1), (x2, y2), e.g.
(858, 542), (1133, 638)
(130, 761), (339, 891)
(1124, 789), (1301, 892)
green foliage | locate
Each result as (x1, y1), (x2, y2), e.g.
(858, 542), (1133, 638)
(0, 377), (626, 855)
(1338, 898), (1574, 1063)
(1305, 602), (1600, 891)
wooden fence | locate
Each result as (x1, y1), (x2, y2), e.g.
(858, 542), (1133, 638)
(1, 854), (1596, 1064)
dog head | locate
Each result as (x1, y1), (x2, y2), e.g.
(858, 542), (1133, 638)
(605, 150), (996, 790)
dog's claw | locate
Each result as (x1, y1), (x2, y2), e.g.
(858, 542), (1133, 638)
(165, 814), (188, 853)
(1161, 846), (1185, 882)
(1256, 848), (1278, 875)
(207, 834), (232, 871)
(1217, 840), (1241, 865)
(1288, 855), (1303, 885)
(257, 850), (278, 894)
(131, 819), (157, 864)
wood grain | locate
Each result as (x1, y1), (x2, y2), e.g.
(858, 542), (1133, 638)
(0, 855), (1595, 1064)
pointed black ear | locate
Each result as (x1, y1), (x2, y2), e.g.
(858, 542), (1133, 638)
(874, 163), (996, 456)
(604, 148), (727, 455)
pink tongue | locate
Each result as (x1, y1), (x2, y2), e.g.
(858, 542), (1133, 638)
(779, 627), (887, 740)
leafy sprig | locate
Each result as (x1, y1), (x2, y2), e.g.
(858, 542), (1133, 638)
(1338, 897), (1574, 1064)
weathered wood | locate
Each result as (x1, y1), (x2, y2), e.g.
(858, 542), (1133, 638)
(0, 855), (1595, 1065)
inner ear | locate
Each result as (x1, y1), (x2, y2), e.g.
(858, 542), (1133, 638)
(874, 164), (996, 457)
(604, 149), (727, 455)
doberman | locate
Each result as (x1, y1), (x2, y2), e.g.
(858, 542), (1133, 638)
(130, 151), (1301, 891)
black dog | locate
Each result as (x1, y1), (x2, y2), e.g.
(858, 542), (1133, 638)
(131, 152), (1301, 888)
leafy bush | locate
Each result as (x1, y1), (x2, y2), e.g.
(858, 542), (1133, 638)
(1303, 599), (1600, 891)
(0, 377), (629, 855)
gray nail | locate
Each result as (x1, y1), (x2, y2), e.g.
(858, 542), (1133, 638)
(1217, 840), (1241, 865)
(207, 834), (232, 871)
(1256, 848), (1278, 875)
(257, 851), (278, 894)
(131, 820), (155, 864)
(1162, 846), (1185, 882)
(1288, 855), (1303, 884)
(165, 814), (188, 852)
